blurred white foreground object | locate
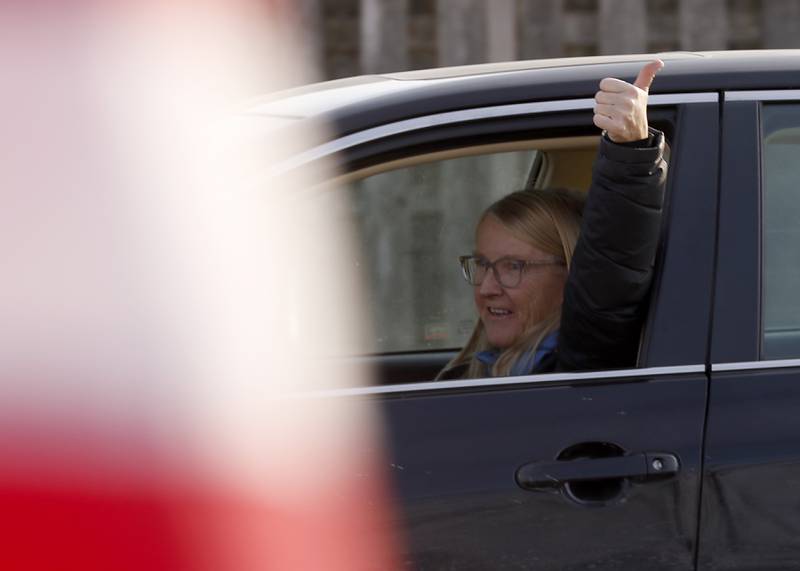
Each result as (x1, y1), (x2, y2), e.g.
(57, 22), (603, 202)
(0, 1), (399, 569)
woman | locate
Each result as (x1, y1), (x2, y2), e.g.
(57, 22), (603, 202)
(439, 60), (667, 379)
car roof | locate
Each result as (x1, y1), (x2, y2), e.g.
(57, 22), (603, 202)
(250, 50), (800, 137)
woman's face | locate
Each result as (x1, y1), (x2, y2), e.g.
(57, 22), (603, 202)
(474, 215), (567, 350)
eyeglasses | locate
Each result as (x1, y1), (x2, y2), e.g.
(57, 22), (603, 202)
(458, 255), (565, 288)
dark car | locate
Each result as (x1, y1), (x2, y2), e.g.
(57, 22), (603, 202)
(261, 51), (800, 569)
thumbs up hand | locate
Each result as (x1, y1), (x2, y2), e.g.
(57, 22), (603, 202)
(593, 60), (664, 143)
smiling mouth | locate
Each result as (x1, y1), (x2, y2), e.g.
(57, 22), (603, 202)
(487, 307), (512, 317)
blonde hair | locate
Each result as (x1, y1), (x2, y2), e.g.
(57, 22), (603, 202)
(440, 188), (584, 379)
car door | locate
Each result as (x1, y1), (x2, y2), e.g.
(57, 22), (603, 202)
(700, 90), (800, 570)
(319, 93), (719, 569)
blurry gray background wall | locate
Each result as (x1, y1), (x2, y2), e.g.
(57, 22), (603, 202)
(296, 0), (800, 80)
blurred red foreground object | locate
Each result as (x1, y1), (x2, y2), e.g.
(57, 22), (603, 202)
(0, 422), (398, 570)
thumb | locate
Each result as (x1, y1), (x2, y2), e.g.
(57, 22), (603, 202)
(633, 59), (664, 92)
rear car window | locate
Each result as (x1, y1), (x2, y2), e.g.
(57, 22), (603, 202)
(762, 103), (800, 359)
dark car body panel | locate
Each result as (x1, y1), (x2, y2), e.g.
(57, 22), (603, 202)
(382, 375), (706, 569)
(711, 100), (762, 364)
(699, 368), (800, 570)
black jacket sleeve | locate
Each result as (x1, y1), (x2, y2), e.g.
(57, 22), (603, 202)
(556, 128), (667, 371)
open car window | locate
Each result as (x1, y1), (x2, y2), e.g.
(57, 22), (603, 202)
(322, 136), (601, 380)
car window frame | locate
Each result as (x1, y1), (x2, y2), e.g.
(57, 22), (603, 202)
(297, 92), (719, 392)
(274, 93), (713, 175)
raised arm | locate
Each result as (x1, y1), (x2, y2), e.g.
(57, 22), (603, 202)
(556, 60), (667, 372)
